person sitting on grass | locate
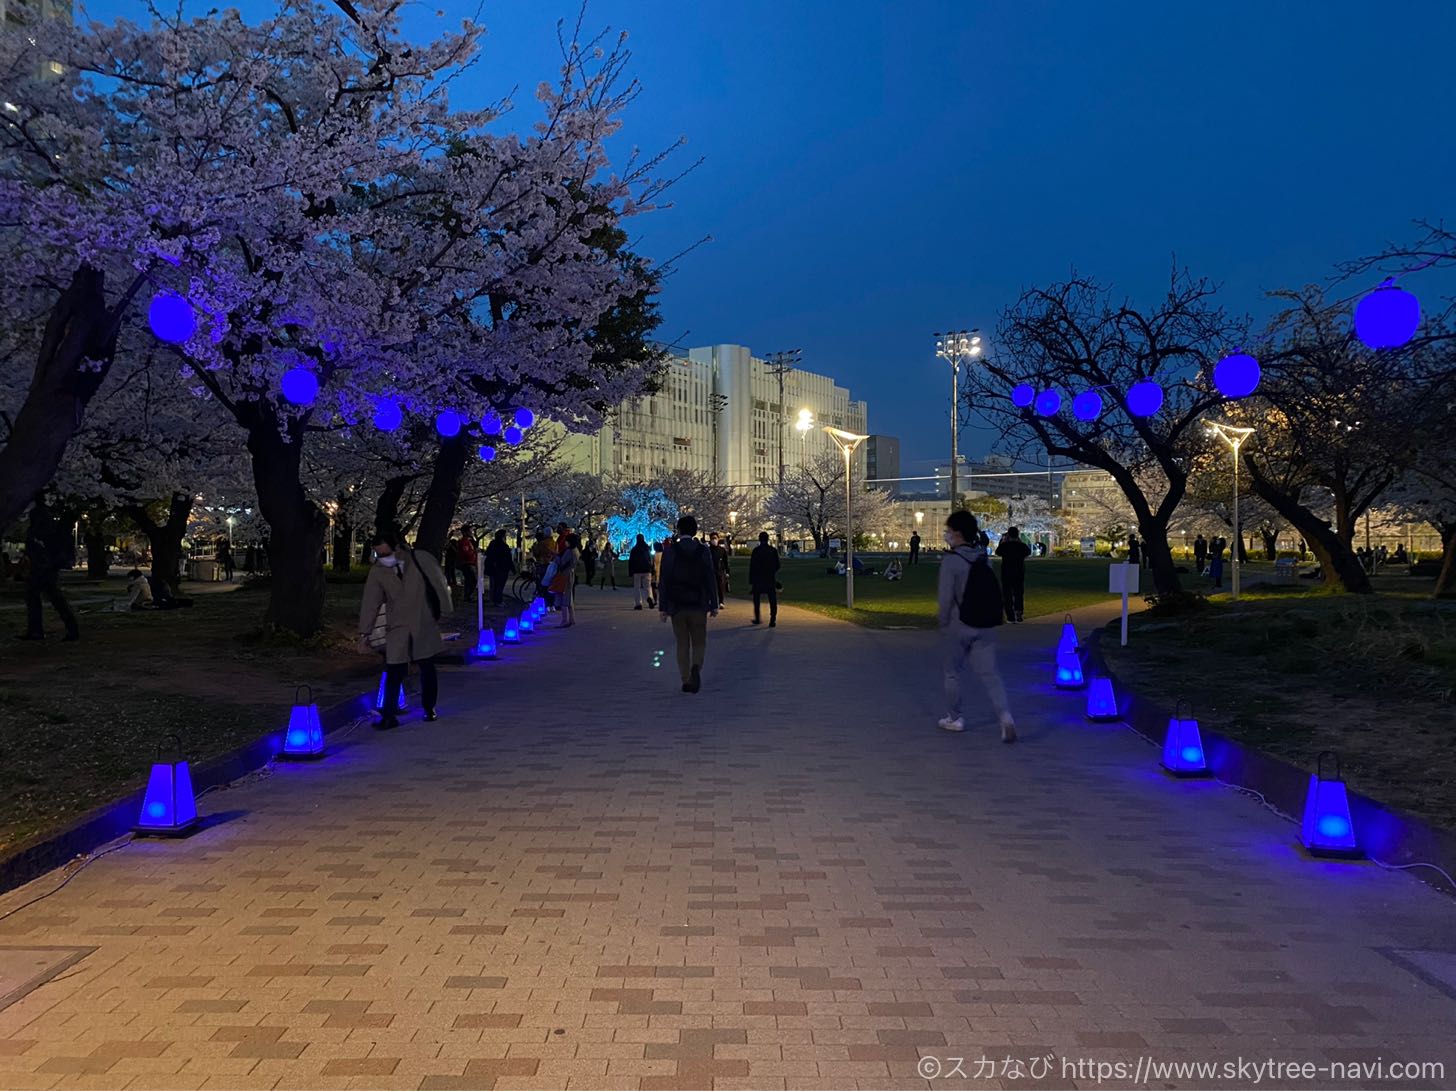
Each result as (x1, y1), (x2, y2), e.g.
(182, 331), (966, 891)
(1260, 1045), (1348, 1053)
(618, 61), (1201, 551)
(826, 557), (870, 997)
(126, 569), (154, 610)
(885, 559), (903, 581)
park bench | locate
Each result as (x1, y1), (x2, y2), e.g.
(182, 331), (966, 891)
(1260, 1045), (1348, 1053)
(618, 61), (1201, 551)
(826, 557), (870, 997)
(1268, 557), (1299, 585)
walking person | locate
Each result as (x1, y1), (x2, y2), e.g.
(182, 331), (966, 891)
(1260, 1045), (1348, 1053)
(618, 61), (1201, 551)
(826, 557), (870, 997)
(628, 534), (653, 609)
(217, 539), (235, 582)
(1209, 535), (1226, 589)
(748, 531), (781, 627)
(16, 498), (80, 643)
(1126, 533), (1142, 567)
(937, 511), (1016, 742)
(581, 538), (598, 589)
(909, 530), (921, 565)
(456, 526), (479, 598)
(551, 533), (580, 627)
(483, 528), (514, 607)
(994, 525), (1032, 623)
(599, 540), (618, 589)
(659, 515), (719, 693)
(1193, 533), (1208, 574)
(358, 531), (452, 729)
(709, 533), (731, 609)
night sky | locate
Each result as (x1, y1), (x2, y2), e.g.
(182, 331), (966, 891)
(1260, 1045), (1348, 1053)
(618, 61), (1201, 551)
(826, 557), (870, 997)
(85, 0), (1456, 461)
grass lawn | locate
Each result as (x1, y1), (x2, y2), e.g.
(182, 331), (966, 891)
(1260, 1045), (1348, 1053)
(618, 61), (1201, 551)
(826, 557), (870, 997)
(0, 571), (495, 853)
(725, 555), (1112, 629)
(1102, 578), (1456, 830)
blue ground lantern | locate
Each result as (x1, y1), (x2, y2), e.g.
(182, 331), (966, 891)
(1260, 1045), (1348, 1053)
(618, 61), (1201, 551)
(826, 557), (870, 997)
(1161, 706), (1210, 777)
(1354, 279), (1420, 350)
(1057, 615), (1079, 656)
(519, 612), (535, 633)
(1010, 382), (1035, 408)
(1054, 645), (1085, 689)
(135, 736), (199, 836)
(148, 290), (196, 344)
(280, 685), (324, 760)
(1126, 379), (1164, 417)
(476, 627), (498, 659)
(1086, 676), (1118, 721)
(1213, 353), (1261, 398)
(1300, 751), (1362, 857)
(374, 671), (407, 712)
(532, 596), (546, 617)
(503, 616), (521, 643)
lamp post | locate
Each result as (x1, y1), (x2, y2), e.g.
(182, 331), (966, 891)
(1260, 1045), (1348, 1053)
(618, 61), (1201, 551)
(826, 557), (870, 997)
(728, 510), (738, 542)
(794, 408), (815, 469)
(226, 515), (234, 548)
(824, 426), (869, 608)
(1206, 420), (1255, 600)
(934, 330), (981, 512)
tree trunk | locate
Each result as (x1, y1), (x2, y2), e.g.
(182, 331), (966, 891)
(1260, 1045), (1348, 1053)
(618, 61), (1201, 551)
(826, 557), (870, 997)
(82, 512), (111, 578)
(331, 503), (352, 574)
(0, 265), (125, 532)
(126, 493), (193, 594)
(415, 435), (469, 562)
(1244, 460), (1371, 593)
(1235, 534), (1248, 564)
(374, 475), (414, 538)
(242, 404), (329, 636)
(1435, 525), (1456, 598)
(1261, 529), (1278, 561)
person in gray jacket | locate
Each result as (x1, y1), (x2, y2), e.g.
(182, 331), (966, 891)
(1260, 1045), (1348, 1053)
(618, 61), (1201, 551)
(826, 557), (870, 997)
(359, 531), (453, 728)
(658, 515), (719, 693)
(937, 510), (1016, 742)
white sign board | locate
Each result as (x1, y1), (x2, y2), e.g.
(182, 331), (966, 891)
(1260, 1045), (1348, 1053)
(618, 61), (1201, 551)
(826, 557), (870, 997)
(1108, 563), (1140, 594)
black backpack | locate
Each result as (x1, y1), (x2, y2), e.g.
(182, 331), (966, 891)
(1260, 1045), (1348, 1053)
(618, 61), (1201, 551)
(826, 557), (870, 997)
(668, 540), (708, 607)
(955, 547), (1004, 628)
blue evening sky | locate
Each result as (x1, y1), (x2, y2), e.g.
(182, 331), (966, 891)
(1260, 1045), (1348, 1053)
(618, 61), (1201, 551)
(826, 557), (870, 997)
(85, 1), (1456, 462)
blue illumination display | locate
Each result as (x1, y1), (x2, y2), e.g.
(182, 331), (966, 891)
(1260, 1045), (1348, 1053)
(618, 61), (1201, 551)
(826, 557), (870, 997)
(476, 628), (498, 659)
(1354, 280), (1420, 350)
(1161, 716), (1208, 776)
(1034, 389), (1062, 417)
(1299, 752), (1361, 856)
(374, 671), (407, 712)
(519, 614), (534, 633)
(503, 617), (521, 643)
(1054, 646), (1085, 689)
(280, 368), (319, 406)
(146, 800), (167, 818)
(514, 407), (536, 430)
(481, 411), (503, 435)
(1010, 383), (1036, 408)
(1072, 390), (1104, 422)
(1058, 618), (1078, 656)
(503, 425), (524, 445)
(136, 759), (198, 834)
(1086, 676), (1118, 721)
(1126, 380), (1164, 417)
(281, 691), (324, 759)
(1213, 353), (1261, 399)
(147, 291), (196, 343)
(435, 410), (463, 438)
(373, 398), (403, 432)
(478, 445), (497, 463)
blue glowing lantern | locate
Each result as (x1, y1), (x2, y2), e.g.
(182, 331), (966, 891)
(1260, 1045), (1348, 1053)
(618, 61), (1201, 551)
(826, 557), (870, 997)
(481, 411), (503, 435)
(1054, 645), (1085, 689)
(1354, 279), (1420, 350)
(503, 425), (524, 445)
(1300, 751), (1361, 857)
(514, 407), (536, 430)
(1161, 706), (1209, 777)
(503, 616), (521, 643)
(134, 736), (199, 836)
(373, 398), (403, 432)
(1010, 382), (1036, 408)
(435, 410), (463, 438)
(1086, 676), (1118, 721)
(1213, 353), (1261, 399)
(476, 627), (498, 659)
(280, 368), (319, 407)
(374, 671), (407, 713)
(531, 596), (546, 617)
(1126, 380), (1164, 417)
(1034, 389), (1062, 417)
(519, 612), (535, 633)
(147, 290), (196, 344)
(1072, 390), (1104, 422)
(1057, 615), (1079, 657)
(280, 685), (324, 760)
(478, 445), (497, 463)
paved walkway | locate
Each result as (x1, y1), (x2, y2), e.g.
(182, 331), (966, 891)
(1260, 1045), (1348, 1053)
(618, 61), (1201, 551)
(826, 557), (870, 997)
(1, 592), (1454, 1090)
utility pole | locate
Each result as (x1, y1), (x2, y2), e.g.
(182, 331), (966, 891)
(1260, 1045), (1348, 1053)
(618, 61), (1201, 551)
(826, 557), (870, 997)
(766, 349), (802, 494)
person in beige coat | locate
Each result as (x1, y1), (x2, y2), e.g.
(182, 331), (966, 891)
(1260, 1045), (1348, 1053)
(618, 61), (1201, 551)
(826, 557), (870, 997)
(359, 531), (453, 728)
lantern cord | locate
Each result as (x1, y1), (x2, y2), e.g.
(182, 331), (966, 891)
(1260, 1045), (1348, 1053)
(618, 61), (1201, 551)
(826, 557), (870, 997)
(0, 839), (134, 924)
(1369, 857), (1456, 891)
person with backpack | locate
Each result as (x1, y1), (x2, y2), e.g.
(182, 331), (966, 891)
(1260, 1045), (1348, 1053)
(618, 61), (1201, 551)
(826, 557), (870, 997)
(937, 510), (1016, 741)
(628, 533), (653, 609)
(994, 525), (1032, 623)
(358, 531), (452, 729)
(658, 515), (719, 693)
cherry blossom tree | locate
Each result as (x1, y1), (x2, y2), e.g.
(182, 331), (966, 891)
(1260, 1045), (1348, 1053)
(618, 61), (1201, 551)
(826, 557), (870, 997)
(764, 451), (896, 550)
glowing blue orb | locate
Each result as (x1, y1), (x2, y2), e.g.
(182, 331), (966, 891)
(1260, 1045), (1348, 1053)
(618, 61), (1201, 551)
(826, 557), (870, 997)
(478, 445), (497, 462)
(503, 425), (523, 445)
(481, 411), (503, 435)
(372, 398), (402, 432)
(1010, 383), (1036, 408)
(1213, 353), (1261, 399)
(1072, 390), (1104, 422)
(1034, 389), (1061, 417)
(514, 407), (535, 430)
(1126, 380), (1164, 417)
(280, 368), (319, 406)
(147, 291), (195, 343)
(1316, 813), (1351, 839)
(1354, 281), (1420, 350)
(435, 410), (463, 438)
(145, 800), (167, 819)
(1180, 745), (1203, 764)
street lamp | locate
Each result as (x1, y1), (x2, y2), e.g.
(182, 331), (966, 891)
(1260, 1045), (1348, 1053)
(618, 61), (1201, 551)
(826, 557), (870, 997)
(226, 515), (234, 548)
(934, 330), (982, 512)
(794, 408), (815, 469)
(824, 426), (869, 608)
(728, 510), (738, 540)
(1206, 420), (1255, 600)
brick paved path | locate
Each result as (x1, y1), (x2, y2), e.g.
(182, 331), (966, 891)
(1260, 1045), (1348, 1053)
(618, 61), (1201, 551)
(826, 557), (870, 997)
(2, 592), (1454, 1090)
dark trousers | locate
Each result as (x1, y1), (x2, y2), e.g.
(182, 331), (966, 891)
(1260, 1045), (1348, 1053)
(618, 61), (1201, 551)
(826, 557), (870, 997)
(752, 587), (777, 621)
(383, 658), (438, 718)
(25, 575), (79, 638)
(909, 549), (919, 565)
(1001, 573), (1025, 621)
(488, 570), (506, 606)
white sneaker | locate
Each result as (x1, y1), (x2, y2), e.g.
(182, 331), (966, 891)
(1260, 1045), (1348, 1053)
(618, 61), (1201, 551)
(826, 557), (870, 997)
(938, 715), (965, 733)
